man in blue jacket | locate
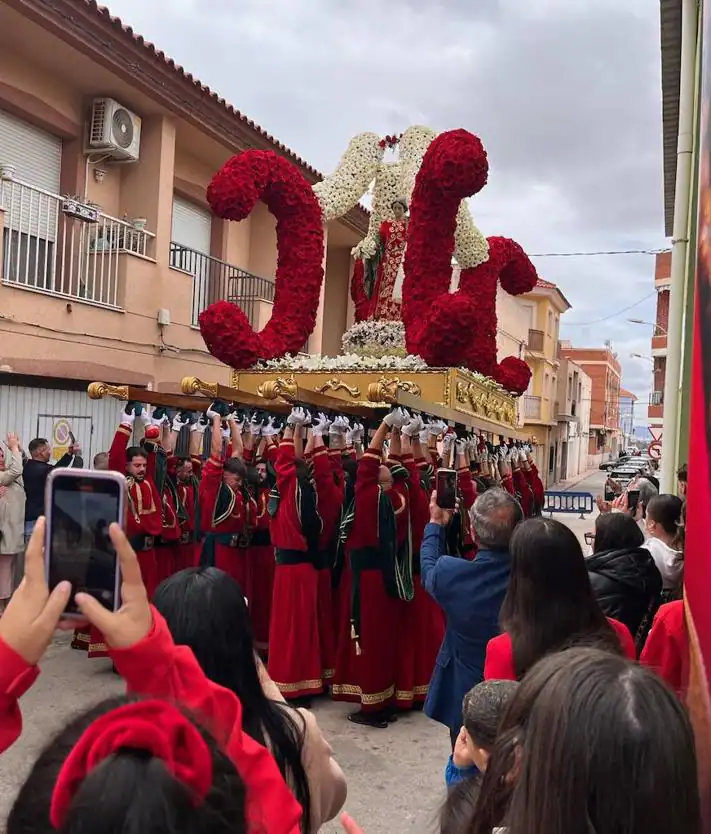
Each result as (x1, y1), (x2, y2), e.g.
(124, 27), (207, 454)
(422, 487), (523, 746)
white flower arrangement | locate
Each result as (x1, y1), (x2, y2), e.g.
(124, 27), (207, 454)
(341, 320), (407, 357)
(313, 132), (385, 222)
(254, 352), (429, 372)
(454, 201), (489, 268)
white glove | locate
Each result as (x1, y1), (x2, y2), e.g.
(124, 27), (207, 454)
(455, 439), (467, 456)
(206, 402), (221, 421)
(261, 416), (280, 438)
(348, 423), (364, 445)
(121, 406), (136, 427)
(390, 408), (409, 430)
(442, 432), (455, 453)
(419, 422), (431, 444)
(429, 419), (448, 438)
(191, 415), (209, 434)
(330, 415), (350, 436)
(383, 410), (399, 428)
(480, 449), (489, 463)
(151, 410), (169, 428)
(140, 405), (153, 427)
(221, 422), (230, 440)
(172, 413), (190, 433)
(312, 412), (331, 437)
(287, 407), (306, 426)
(402, 414), (424, 438)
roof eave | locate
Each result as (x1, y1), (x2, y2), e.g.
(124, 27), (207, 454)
(661, 0), (683, 237)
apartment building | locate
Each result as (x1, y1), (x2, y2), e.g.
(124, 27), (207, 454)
(518, 278), (571, 486)
(648, 250), (670, 432)
(0, 0), (367, 460)
(559, 344), (622, 465)
(619, 388), (638, 449)
(554, 357), (592, 481)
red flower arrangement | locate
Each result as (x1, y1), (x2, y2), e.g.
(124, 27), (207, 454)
(402, 130), (537, 395)
(378, 134), (401, 149)
(199, 150), (325, 369)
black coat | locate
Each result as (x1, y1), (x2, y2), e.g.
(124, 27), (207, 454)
(587, 546), (663, 639)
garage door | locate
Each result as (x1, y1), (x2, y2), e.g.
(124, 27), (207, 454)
(171, 196), (212, 325)
(0, 110), (62, 289)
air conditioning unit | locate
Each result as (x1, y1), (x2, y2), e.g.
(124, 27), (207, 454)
(86, 97), (141, 162)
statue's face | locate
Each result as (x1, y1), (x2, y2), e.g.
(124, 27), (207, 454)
(393, 202), (406, 220)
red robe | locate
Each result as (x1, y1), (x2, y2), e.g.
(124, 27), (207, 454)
(73, 423), (163, 658)
(523, 462), (545, 513)
(199, 456), (255, 591)
(332, 448), (401, 713)
(512, 467), (532, 518)
(267, 439), (323, 699)
(640, 600), (688, 700)
(170, 454), (202, 571)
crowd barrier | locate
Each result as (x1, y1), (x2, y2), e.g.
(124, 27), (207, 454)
(542, 491), (595, 519)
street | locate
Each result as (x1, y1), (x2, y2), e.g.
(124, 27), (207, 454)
(0, 470), (604, 834)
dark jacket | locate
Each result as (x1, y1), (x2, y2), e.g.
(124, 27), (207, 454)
(587, 547), (662, 639)
(421, 523), (511, 731)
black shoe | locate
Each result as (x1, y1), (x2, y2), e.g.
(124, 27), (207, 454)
(385, 707), (399, 723)
(347, 710), (388, 729)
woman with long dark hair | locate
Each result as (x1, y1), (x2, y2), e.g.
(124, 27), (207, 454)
(484, 518), (634, 680)
(469, 648), (700, 834)
(153, 567), (347, 832)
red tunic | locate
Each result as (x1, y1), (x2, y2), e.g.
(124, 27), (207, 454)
(640, 600), (688, 700)
(524, 463), (545, 511)
(199, 456), (255, 591)
(512, 468), (532, 517)
(267, 439), (323, 699)
(484, 618), (636, 680)
(170, 454), (202, 571)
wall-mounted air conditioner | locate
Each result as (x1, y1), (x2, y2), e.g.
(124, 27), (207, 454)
(86, 97), (142, 162)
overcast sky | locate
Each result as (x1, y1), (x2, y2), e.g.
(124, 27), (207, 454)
(108, 0), (664, 418)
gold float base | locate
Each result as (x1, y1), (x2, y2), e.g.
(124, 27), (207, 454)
(232, 367), (520, 436)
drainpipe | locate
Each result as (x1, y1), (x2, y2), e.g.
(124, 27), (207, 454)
(661, 0), (699, 493)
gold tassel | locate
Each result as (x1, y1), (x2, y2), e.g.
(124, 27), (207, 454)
(356, 640), (362, 656)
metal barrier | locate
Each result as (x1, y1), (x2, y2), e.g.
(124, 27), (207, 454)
(543, 491), (595, 519)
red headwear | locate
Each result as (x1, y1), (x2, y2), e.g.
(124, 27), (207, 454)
(49, 700), (212, 829)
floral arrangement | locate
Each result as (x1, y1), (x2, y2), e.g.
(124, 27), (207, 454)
(379, 134), (401, 149)
(341, 320), (407, 357)
(199, 150), (325, 368)
(313, 132), (384, 222)
(403, 130), (536, 395)
(255, 352), (428, 372)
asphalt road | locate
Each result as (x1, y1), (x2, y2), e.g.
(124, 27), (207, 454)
(0, 470), (605, 833)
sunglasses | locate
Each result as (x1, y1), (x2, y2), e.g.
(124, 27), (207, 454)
(584, 532), (595, 546)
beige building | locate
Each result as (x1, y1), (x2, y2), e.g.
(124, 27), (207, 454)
(554, 357), (592, 481)
(0, 0), (366, 459)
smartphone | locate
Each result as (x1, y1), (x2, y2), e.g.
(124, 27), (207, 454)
(436, 468), (458, 510)
(604, 485), (616, 502)
(627, 489), (640, 513)
(44, 468), (126, 616)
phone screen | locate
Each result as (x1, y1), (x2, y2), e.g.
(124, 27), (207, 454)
(47, 473), (122, 614)
(436, 469), (458, 510)
(627, 489), (640, 513)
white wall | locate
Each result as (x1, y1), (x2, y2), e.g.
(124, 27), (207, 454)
(579, 372), (593, 473)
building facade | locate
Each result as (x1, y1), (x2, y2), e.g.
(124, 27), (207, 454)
(554, 357), (592, 481)
(0, 0), (366, 460)
(619, 388), (638, 450)
(559, 344), (622, 466)
(648, 250), (671, 432)
(518, 278), (572, 486)
(578, 371), (593, 472)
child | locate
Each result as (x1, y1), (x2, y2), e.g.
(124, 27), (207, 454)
(445, 679), (519, 787)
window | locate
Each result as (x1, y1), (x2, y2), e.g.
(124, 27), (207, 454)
(171, 196), (213, 324)
(547, 310), (553, 334)
(0, 109), (62, 288)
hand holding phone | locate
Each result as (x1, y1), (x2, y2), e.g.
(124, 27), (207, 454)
(44, 469), (127, 617)
(436, 468), (458, 510)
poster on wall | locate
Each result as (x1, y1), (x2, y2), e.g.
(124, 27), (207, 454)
(687, 0), (711, 822)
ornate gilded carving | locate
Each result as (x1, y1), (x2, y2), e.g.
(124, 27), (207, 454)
(367, 376), (423, 403)
(181, 377), (219, 398)
(87, 382), (129, 401)
(314, 378), (361, 398)
(257, 375), (298, 402)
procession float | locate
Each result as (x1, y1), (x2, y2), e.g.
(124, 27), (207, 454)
(90, 126), (538, 436)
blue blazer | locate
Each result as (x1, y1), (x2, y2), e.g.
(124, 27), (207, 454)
(421, 523), (511, 731)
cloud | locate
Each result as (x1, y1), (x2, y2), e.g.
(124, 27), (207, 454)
(106, 0), (664, 404)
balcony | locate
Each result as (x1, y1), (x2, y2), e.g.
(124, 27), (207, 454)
(0, 178), (153, 308)
(524, 395), (542, 420)
(651, 333), (668, 354)
(557, 399), (578, 422)
(527, 328), (545, 353)
(648, 390), (664, 421)
(169, 243), (275, 328)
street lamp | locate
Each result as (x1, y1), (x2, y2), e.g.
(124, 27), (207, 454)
(630, 352), (654, 363)
(627, 318), (669, 336)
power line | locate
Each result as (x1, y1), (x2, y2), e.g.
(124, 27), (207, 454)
(562, 291), (657, 327)
(529, 248), (669, 258)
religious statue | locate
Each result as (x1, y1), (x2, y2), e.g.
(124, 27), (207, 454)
(361, 197), (409, 321)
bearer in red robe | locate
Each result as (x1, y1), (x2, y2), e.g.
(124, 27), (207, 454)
(72, 404), (163, 658)
(267, 407), (324, 702)
(166, 412), (205, 571)
(199, 408), (255, 590)
(332, 409), (414, 728)
(146, 409), (181, 584)
(522, 446), (545, 515)
(243, 415), (280, 654)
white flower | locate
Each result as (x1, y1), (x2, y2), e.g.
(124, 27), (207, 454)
(253, 352), (430, 372)
(342, 320), (408, 358)
(454, 201), (489, 269)
(313, 133), (384, 222)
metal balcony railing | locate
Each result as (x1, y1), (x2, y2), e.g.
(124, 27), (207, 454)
(0, 178), (153, 308)
(649, 391), (664, 406)
(169, 243), (275, 328)
(524, 395), (542, 419)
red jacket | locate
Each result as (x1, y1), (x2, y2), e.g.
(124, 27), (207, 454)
(270, 439), (310, 551)
(523, 463), (545, 509)
(313, 448), (344, 551)
(401, 454), (429, 554)
(109, 425), (163, 538)
(0, 611), (301, 834)
(349, 449), (382, 551)
(199, 456), (254, 534)
(640, 600), (688, 699)
(168, 455), (202, 537)
(484, 617), (636, 680)
(511, 468), (532, 517)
